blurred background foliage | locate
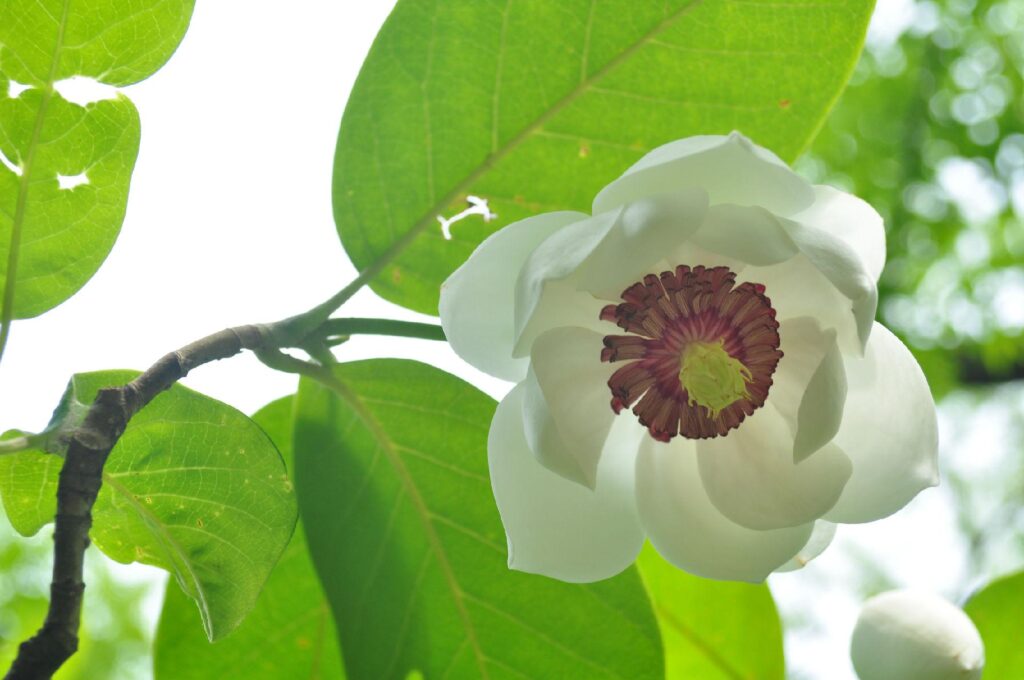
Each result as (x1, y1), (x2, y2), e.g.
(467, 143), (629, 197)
(803, 0), (1024, 396)
(780, 0), (1024, 677)
(2, 1), (1022, 679)
(0, 516), (157, 679)
(808, 0), (1024, 582)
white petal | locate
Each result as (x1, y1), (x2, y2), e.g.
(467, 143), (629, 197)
(513, 280), (610, 358)
(851, 590), (984, 680)
(523, 327), (617, 489)
(440, 211), (586, 381)
(593, 131), (815, 217)
(825, 324), (939, 523)
(774, 521), (837, 572)
(853, 286), (879, 353)
(696, 402), (852, 530)
(691, 204), (798, 266)
(513, 190), (707, 355)
(779, 216), (878, 351)
(489, 383), (644, 583)
(770, 317), (848, 462)
(668, 241), (750, 276)
(745, 255), (860, 355)
(521, 367), (589, 486)
(794, 339), (847, 461)
(573, 189), (709, 299)
(635, 433), (813, 582)
(791, 185), (886, 283)
(513, 210), (619, 355)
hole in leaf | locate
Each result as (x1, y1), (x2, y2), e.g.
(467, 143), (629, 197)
(53, 76), (119, 106)
(57, 172), (89, 190)
(0, 149), (21, 176)
(6, 80), (31, 99)
(437, 195), (497, 240)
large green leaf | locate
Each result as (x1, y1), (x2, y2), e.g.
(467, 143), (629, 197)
(964, 570), (1024, 678)
(0, 370), (296, 641)
(333, 0), (875, 314)
(637, 544), (784, 680)
(154, 396), (344, 680)
(294, 359), (663, 680)
(0, 0), (195, 326)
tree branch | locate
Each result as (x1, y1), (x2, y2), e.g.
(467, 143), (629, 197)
(5, 235), (442, 677)
(3, 323), (298, 680)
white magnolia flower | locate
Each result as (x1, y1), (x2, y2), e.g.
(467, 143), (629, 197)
(439, 132), (939, 583)
(851, 590), (984, 680)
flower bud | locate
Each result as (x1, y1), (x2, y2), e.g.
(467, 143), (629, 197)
(851, 590), (984, 680)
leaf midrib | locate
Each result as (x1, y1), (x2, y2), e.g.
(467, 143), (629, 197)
(324, 373), (490, 679)
(101, 472), (213, 638)
(353, 0), (704, 278)
(0, 0), (72, 359)
(652, 602), (748, 680)
(325, 374), (639, 679)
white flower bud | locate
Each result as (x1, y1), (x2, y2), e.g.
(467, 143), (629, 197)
(851, 590), (984, 680)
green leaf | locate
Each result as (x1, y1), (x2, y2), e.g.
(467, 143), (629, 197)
(294, 359), (663, 680)
(637, 544), (785, 680)
(964, 570), (1024, 677)
(1, 1), (196, 87)
(0, 0), (195, 329)
(0, 370), (297, 641)
(0, 432), (64, 533)
(154, 396), (345, 680)
(333, 0), (875, 315)
(0, 90), (139, 319)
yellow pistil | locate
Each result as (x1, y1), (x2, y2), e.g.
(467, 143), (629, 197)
(678, 340), (752, 417)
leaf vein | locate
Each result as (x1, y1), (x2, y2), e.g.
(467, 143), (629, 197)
(427, 511), (505, 553)
(327, 375), (492, 679)
(396, 443), (489, 483)
(460, 591), (622, 678)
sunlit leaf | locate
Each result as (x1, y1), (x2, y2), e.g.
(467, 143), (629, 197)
(0, 0), (195, 325)
(333, 0), (875, 314)
(0, 370), (296, 641)
(965, 570), (1024, 678)
(154, 396), (345, 679)
(637, 544), (785, 679)
(0, 90), (139, 319)
(294, 359), (662, 680)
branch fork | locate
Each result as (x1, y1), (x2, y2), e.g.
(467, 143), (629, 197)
(4, 311), (444, 679)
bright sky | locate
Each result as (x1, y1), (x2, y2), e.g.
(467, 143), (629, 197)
(0, 3), (987, 679)
(0, 1), (504, 435)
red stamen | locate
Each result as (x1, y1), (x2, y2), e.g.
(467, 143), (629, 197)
(600, 265), (782, 441)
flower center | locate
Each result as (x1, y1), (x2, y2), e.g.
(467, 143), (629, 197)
(600, 265), (782, 442)
(678, 340), (753, 418)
